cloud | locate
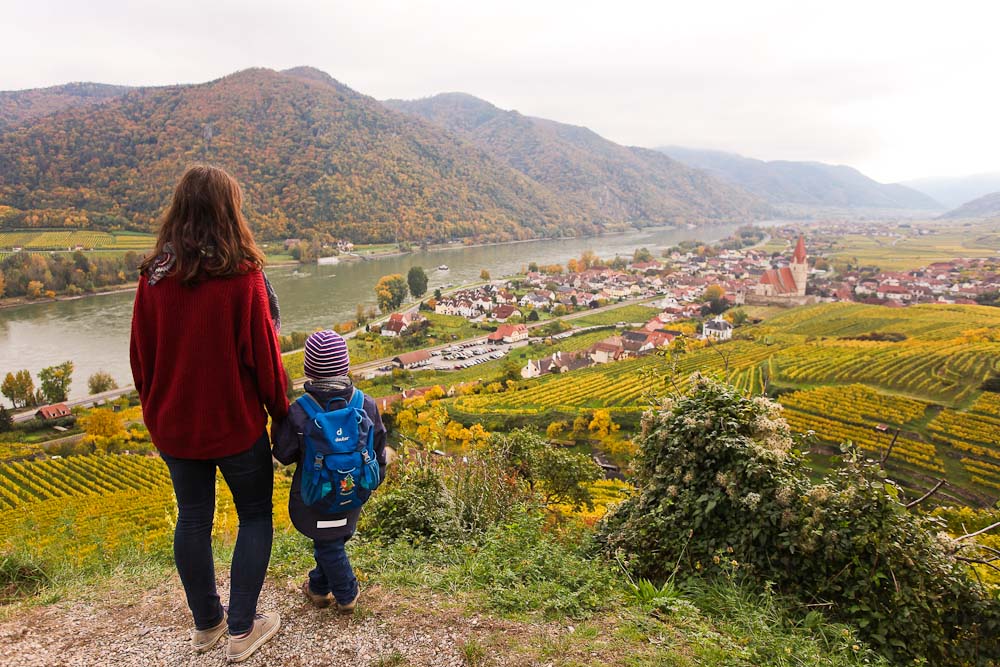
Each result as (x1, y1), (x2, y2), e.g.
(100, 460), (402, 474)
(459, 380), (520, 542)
(2, 0), (998, 182)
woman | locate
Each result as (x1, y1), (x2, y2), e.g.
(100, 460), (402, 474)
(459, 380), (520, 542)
(129, 165), (288, 662)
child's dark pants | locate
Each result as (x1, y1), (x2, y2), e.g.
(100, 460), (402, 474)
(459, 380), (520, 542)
(308, 537), (358, 605)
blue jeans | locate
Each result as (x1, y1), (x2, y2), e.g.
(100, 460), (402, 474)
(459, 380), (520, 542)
(160, 432), (273, 635)
(308, 537), (358, 605)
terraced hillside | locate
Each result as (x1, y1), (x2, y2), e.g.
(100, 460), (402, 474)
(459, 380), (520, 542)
(450, 302), (1000, 502)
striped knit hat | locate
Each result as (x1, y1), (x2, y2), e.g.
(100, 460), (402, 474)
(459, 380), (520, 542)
(304, 330), (350, 379)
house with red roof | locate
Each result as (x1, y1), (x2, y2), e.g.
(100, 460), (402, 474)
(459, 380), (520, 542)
(487, 323), (529, 344)
(36, 403), (71, 420)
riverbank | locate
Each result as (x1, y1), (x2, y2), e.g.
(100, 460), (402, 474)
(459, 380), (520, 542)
(355, 223), (670, 259)
(0, 283), (139, 311)
(0, 223), (697, 311)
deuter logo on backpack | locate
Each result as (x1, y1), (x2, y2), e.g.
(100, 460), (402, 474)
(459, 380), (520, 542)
(296, 389), (381, 511)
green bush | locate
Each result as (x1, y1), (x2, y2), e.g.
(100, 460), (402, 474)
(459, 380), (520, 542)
(597, 375), (1000, 666)
(14, 415), (76, 433)
(362, 452), (462, 543)
(484, 428), (602, 510)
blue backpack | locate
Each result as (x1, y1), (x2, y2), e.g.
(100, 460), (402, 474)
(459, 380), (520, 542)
(296, 389), (381, 512)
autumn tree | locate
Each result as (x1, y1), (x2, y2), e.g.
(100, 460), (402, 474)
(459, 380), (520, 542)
(703, 284), (725, 301)
(588, 409), (621, 439)
(80, 408), (125, 439)
(374, 274), (408, 313)
(729, 309), (749, 327)
(545, 421), (567, 439)
(479, 269), (490, 281)
(632, 247), (653, 263)
(579, 250), (599, 270)
(407, 266), (428, 298)
(38, 361), (73, 403)
(2, 370), (35, 408)
(87, 370), (118, 395)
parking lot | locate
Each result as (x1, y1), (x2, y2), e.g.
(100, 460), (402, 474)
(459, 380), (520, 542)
(433, 342), (510, 369)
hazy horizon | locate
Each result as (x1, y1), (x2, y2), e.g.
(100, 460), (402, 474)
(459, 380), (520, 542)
(3, 0), (998, 184)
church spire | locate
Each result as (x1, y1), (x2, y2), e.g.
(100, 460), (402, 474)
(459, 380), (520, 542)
(793, 235), (807, 264)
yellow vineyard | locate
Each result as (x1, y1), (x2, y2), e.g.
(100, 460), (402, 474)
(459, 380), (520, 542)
(0, 454), (293, 567)
(449, 303), (1000, 497)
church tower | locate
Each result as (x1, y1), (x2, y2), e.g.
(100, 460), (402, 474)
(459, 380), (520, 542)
(791, 235), (808, 296)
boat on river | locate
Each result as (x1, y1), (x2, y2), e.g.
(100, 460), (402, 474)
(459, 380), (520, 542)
(437, 264), (449, 271)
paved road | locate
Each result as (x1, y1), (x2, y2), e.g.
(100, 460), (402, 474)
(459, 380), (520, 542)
(11, 387), (136, 424)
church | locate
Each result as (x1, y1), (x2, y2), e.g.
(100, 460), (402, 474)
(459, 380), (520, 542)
(752, 236), (809, 300)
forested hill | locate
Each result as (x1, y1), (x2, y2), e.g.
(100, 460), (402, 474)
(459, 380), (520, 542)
(384, 92), (771, 225)
(0, 68), (770, 245)
(0, 82), (131, 129)
(0, 68), (598, 243)
(660, 146), (943, 210)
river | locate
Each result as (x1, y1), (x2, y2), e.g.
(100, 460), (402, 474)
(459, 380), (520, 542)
(0, 224), (747, 402)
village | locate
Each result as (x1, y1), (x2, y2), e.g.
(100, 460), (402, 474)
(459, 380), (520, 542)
(359, 228), (1000, 392)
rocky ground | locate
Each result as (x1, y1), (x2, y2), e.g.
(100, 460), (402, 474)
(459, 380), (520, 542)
(0, 571), (594, 667)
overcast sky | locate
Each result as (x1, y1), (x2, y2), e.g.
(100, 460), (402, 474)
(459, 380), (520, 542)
(3, 0), (997, 183)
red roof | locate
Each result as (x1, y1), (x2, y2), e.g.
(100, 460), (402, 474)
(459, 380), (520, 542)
(382, 320), (407, 333)
(761, 267), (799, 295)
(491, 304), (520, 319)
(36, 403), (71, 420)
(793, 235), (807, 263)
(393, 350), (432, 366)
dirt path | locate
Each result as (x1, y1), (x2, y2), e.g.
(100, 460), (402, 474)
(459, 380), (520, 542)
(0, 573), (575, 667)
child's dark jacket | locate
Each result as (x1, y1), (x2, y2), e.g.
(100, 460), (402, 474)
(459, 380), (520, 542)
(272, 377), (387, 541)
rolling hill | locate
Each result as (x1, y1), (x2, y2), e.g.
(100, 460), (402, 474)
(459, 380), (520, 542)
(940, 191), (1000, 219)
(0, 68), (770, 244)
(660, 146), (943, 211)
(0, 67), (598, 243)
(384, 92), (771, 225)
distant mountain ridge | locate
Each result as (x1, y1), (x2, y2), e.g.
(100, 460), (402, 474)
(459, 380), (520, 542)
(0, 82), (132, 128)
(939, 191), (1000, 219)
(383, 93), (771, 225)
(660, 146), (943, 210)
(903, 173), (1000, 209)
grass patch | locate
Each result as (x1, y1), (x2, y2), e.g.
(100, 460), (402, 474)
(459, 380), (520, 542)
(0, 554), (50, 603)
(572, 304), (660, 327)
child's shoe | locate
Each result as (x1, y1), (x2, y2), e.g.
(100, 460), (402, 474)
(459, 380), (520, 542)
(336, 588), (360, 614)
(301, 580), (334, 608)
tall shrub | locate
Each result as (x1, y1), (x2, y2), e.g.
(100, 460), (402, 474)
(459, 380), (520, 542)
(597, 375), (1000, 666)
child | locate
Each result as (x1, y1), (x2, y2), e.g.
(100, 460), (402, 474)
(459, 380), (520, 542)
(272, 330), (387, 612)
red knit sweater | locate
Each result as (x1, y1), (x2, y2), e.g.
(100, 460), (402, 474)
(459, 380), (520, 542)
(129, 269), (289, 459)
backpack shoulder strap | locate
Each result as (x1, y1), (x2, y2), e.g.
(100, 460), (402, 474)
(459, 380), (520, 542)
(348, 388), (365, 411)
(296, 393), (323, 420)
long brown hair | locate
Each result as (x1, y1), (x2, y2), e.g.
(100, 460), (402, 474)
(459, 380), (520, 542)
(142, 165), (265, 284)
